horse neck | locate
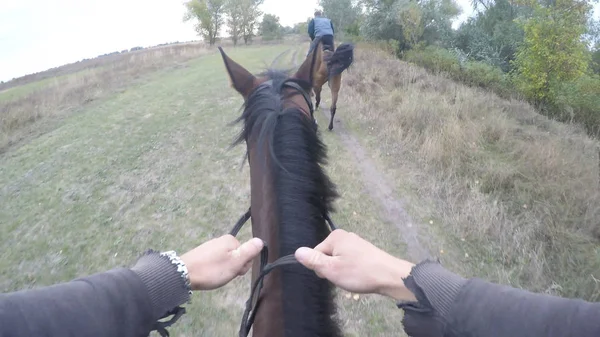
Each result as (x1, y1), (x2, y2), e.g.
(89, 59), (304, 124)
(248, 138), (284, 336)
(246, 115), (341, 337)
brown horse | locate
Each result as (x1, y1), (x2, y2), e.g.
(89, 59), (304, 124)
(219, 47), (342, 337)
(310, 37), (354, 130)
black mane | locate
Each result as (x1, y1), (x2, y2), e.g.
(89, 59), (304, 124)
(327, 44), (354, 77)
(232, 68), (341, 337)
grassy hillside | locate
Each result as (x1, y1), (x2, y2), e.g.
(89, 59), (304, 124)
(339, 45), (600, 301)
(0, 43), (213, 153)
(0, 44), (408, 336)
(2, 39), (600, 337)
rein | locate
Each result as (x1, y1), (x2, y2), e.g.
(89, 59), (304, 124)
(230, 208), (337, 337)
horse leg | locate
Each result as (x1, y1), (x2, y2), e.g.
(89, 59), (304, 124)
(314, 85), (322, 109)
(328, 74), (341, 131)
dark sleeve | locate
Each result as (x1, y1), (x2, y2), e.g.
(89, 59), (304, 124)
(0, 251), (191, 337)
(331, 21), (335, 34)
(308, 19), (315, 40)
(398, 260), (600, 337)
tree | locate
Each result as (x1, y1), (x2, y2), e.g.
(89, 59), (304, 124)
(592, 45), (600, 75)
(240, 0), (264, 44)
(360, 0), (459, 51)
(512, 0), (591, 102)
(282, 26), (295, 35)
(184, 0), (226, 45)
(226, 0), (243, 45)
(419, 0), (461, 47)
(360, 0), (405, 44)
(454, 0), (527, 71)
(261, 13), (283, 41)
(319, 0), (362, 36)
(294, 20), (310, 35)
(585, 18), (600, 50)
(398, 2), (424, 48)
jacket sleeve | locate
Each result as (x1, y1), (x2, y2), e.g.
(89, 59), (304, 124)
(308, 19), (315, 40)
(398, 260), (600, 337)
(331, 21), (335, 34)
(0, 251), (191, 337)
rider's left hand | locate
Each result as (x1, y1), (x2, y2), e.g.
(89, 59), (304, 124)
(181, 235), (263, 290)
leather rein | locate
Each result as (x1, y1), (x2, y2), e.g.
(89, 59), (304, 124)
(230, 208), (337, 337)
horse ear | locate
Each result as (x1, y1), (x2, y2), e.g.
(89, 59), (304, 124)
(294, 41), (320, 85)
(218, 47), (257, 98)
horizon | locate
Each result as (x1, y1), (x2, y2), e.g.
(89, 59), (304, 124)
(1, 0), (597, 82)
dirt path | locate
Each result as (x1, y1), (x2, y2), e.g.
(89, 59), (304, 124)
(270, 48), (291, 69)
(290, 44), (429, 261)
(320, 107), (430, 261)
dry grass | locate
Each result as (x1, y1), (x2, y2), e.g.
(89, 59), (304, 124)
(0, 36), (309, 154)
(339, 46), (600, 301)
(0, 43), (215, 153)
(1, 44), (410, 335)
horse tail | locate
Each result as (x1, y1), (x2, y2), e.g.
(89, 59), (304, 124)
(327, 43), (354, 77)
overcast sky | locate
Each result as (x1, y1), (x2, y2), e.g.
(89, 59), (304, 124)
(1, 0), (597, 82)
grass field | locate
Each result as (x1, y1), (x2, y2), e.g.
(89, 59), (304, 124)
(2, 38), (600, 336)
(0, 44), (408, 336)
(338, 46), (600, 301)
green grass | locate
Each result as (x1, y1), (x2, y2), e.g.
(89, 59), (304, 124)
(0, 68), (102, 103)
(0, 76), (63, 103)
(1, 44), (408, 336)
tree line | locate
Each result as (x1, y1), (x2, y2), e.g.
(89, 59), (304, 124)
(184, 0), (263, 46)
(316, 0), (600, 135)
(183, 0), (599, 135)
(183, 0), (297, 45)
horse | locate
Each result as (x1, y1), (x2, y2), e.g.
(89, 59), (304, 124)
(218, 46), (343, 337)
(310, 37), (354, 130)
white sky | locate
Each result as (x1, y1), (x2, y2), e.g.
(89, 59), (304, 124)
(0, 0), (598, 82)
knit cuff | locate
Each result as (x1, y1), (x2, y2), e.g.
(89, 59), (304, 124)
(131, 251), (191, 320)
(396, 259), (467, 336)
(406, 259), (467, 318)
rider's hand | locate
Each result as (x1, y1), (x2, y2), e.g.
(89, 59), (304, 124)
(295, 229), (417, 302)
(181, 235), (263, 291)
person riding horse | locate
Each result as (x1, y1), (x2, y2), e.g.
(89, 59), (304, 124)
(307, 10), (334, 55)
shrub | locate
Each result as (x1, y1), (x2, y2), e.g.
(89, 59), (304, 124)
(549, 75), (600, 136)
(403, 46), (461, 77)
(462, 61), (513, 98)
(404, 46), (515, 98)
(398, 44), (599, 137)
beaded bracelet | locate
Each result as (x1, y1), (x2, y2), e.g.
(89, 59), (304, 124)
(160, 250), (193, 297)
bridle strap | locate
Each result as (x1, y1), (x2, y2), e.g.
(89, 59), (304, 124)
(230, 208), (336, 337)
(255, 79), (316, 123)
(282, 81), (315, 119)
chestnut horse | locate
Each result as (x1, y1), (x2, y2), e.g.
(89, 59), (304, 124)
(310, 37), (354, 130)
(219, 46), (342, 337)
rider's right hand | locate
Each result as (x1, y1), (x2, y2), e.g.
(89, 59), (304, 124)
(295, 229), (417, 302)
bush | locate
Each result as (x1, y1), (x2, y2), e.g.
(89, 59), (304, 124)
(403, 46), (461, 77)
(357, 39), (400, 57)
(400, 45), (600, 136)
(462, 61), (513, 98)
(404, 46), (515, 98)
(549, 75), (600, 136)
